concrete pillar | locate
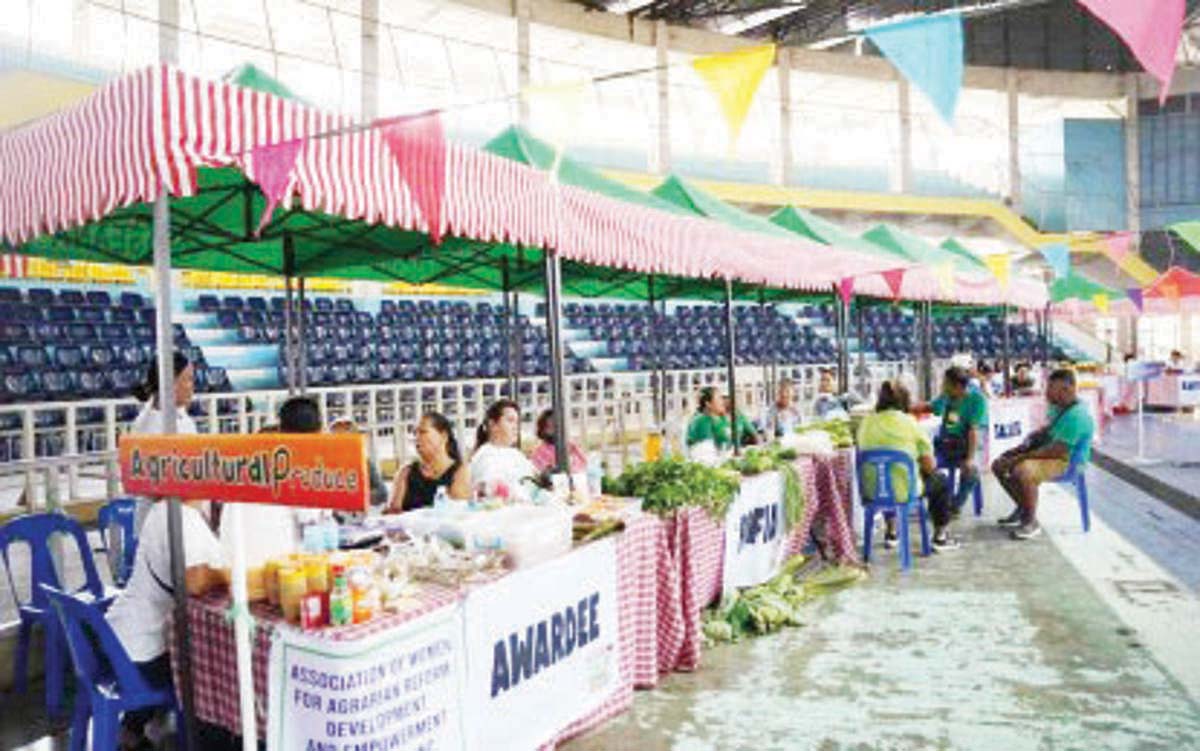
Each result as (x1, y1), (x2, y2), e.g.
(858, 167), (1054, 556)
(515, 0), (532, 127)
(650, 19), (671, 175)
(772, 48), (792, 186)
(360, 0), (380, 121)
(894, 76), (913, 194)
(1125, 74), (1141, 239)
(1006, 67), (1022, 213)
(158, 0), (179, 64)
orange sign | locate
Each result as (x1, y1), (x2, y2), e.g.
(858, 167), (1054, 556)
(119, 433), (369, 512)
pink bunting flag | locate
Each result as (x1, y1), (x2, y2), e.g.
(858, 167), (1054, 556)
(1077, 0), (1185, 104)
(380, 111), (447, 245)
(1103, 232), (1132, 265)
(837, 277), (855, 306)
(249, 138), (305, 236)
(1126, 287), (1144, 312)
(881, 268), (906, 300)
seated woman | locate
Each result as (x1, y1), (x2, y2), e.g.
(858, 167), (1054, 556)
(763, 378), (802, 438)
(529, 409), (589, 475)
(469, 399), (539, 500)
(686, 387), (759, 451)
(389, 412), (471, 512)
(856, 380), (960, 551)
(811, 369), (849, 420)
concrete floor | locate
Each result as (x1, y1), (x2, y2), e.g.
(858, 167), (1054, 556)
(1098, 412), (1200, 495)
(566, 478), (1200, 751)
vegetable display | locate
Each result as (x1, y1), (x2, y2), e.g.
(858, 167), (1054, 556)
(723, 446), (805, 529)
(702, 557), (866, 644)
(603, 457), (742, 519)
(795, 418), (855, 449)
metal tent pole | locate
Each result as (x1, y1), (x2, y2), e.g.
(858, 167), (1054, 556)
(152, 192), (198, 751)
(297, 277), (308, 394)
(501, 258), (518, 400)
(723, 278), (741, 456)
(855, 299), (866, 397)
(758, 290), (773, 411)
(543, 251), (570, 472)
(1002, 302), (1012, 396)
(283, 273), (296, 394)
(647, 275), (662, 427)
(837, 290), (851, 395)
(921, 301), (934, 401)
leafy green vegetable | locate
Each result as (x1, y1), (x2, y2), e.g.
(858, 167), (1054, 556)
(723, 446), (806, 530)
(702, 558), (866, 646)
(605, 457), (742, 519)
(795, 418), (855, 449)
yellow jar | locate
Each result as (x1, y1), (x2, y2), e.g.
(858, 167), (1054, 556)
(263, 559), (282, 606)
(305, 557), (329, 595)
(278, 567), (307, 623)
(644, 432), (663, 462)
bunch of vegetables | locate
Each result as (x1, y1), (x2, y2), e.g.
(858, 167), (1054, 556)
(603, 457), (742, 519)
(723, 446), (805, 529)
(702, 557), (866, 644)
(795, 418), (855, 449)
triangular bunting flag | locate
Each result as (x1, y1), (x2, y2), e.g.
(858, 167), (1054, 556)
(249, 138), (305, 236)
(1092, 293), (1110, 313)
(933, 261), (955, 296)
(1077, 0), (1185, 104)
(837, 277), (855, 306)
(521, 81), (593, 181)
(1168, 220), (1200, 254)
(865, 12), (963, 124)
(882, 268), (906, 300)
(1102, 232), (1133, 265)
(983, 253), (1012, 290)
(1037, 243), (1071, 280)
(1127, 287), (1144, 312)
(1162, 282), (1181, 304)
(380, 111), (447, 245)
(692, 44), (776, 152)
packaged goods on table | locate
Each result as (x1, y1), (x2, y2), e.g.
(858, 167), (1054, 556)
(394, 503), (573, 569)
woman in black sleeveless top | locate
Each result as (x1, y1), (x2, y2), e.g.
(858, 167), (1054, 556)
(389, 412), (471, 512)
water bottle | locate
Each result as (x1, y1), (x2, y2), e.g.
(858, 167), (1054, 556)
(434, 486), (450, 510)
(587, 457), (603, 498)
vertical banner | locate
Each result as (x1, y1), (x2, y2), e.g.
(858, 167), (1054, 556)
(986, 399), (1034, 464)
(463, 539), (620, 751)
(266, 605), (466, 751)
(722, 471), (787, 592)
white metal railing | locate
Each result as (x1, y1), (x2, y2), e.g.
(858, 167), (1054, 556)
(0, 361), (911, 512)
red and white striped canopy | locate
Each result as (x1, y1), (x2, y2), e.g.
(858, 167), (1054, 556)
(0, 65), (1044, 306)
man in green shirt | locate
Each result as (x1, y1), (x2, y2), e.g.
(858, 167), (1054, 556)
(686, 387), (759, 451)
(992, 368), (1094, 540)
(930, 367), (987, 513)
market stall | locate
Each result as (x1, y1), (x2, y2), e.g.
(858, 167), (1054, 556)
(1145, 373), (1200, 409)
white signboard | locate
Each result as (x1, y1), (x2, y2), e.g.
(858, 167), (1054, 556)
(987, 400), (1033, 462)
(266, 606), (466, 751)
(463, 538), (620, 751)
(722, 471), (787, 593)
(1178, 375), (1200, 407)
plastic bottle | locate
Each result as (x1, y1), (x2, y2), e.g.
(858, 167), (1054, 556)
(587, 457), (604, 498)
(328, 567), (353, 627)
(434, 486), (450, 510)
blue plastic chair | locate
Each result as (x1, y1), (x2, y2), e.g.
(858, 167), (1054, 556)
(857, 449), (931, 571)
(934, 432), (984, 518)
(42, 585), (184, 751)
(96, 499), (139, 587)
(0, 512), (112, 715)
(1048, 442), (1092, 532)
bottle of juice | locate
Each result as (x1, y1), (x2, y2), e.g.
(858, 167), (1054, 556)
(328, 567), (353, 627)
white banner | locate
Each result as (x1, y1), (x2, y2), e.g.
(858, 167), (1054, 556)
(1178, 375), (1200, 407)
(266, 605), (466, 751)
(987, 399), (1033, 462)
(722, 471), (786, 593)
(462, 538), (620, 751)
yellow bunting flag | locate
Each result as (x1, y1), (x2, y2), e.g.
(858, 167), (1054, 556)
(1092, 293), (1109, 313)
(521, 81), (593, 180)
(933, 261), (956, 296)
(692, 44), (776, 153)
(983, 253), (1012, 290)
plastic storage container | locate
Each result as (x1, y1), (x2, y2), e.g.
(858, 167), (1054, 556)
(398, 505), (573, 569)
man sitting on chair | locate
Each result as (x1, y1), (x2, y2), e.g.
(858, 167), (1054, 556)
(992, 369), (1095, 541)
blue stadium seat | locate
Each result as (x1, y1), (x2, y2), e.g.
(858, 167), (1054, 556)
(85, 290), (112, 307)
(335, 299), (354, 313)
(41, 371), (76, 400)
(246, 296), (267, 312)
(197, 295), (220, 312)
(87, 345), (115, 367)
(222, 296), (244, 311)
(28, 288), (54, 306)
(315, 298), (334, 313)
(58, 289), (85, 306)
(109, 308), (136, 324)
(119, 292), (146, 309)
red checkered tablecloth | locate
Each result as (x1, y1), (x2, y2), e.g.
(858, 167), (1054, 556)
(648, 506), (725, 675)
(176, 515), (662, 748)
(785, 451), (859, 565)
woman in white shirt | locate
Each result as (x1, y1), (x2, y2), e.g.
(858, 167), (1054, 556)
(105, 499), (226, 747)
(469, 399), (538, 501)
(131, 351), (198, 435)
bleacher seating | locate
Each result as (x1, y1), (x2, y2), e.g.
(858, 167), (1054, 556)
(0, 287), (228, 405)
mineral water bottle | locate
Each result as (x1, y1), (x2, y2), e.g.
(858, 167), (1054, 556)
(434, 486), (450, 510)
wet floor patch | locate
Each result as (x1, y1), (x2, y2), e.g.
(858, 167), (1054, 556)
(566, 513), (1200, 751)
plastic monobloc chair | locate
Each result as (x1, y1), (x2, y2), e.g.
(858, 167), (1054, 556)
(857, 448), (931, 571)
(1047, 442), (1092, 533)
(42, 585), (184, 751)
(95, 498), (139, 587)
(0, 512), (113, 715)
